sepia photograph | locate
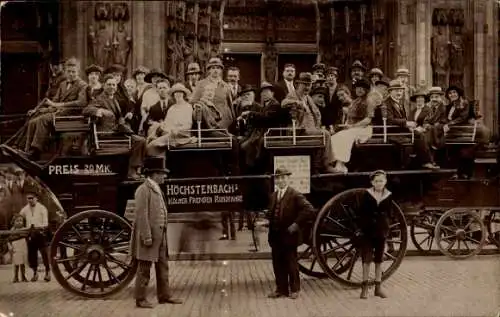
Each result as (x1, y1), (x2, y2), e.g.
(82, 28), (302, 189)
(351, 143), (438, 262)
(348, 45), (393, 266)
(0, 0), (498, 316)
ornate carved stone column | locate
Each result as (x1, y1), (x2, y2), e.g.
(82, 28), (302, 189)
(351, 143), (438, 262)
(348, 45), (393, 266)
(415, 0), (431, 88)
(481, 0), (498, 130)
(473, 0), (486, 119)
(396, 0), (416, 83)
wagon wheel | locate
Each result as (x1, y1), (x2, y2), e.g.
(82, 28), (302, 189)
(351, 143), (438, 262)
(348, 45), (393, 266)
(298, 241), (355, 279)
(434, 208), (487, 259)
(410, 210), (441, 254)
(50, 210), (137, 298)
(312, 188), (408, 287)
(485, 210), (500, 249)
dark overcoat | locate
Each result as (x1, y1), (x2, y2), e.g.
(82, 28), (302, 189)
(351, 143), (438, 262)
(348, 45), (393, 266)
(356, 189), (394, 239)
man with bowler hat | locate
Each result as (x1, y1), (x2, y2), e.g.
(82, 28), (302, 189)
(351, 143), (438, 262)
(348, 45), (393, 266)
(131, 156), (182, 308)
(266, 167), (315, 299)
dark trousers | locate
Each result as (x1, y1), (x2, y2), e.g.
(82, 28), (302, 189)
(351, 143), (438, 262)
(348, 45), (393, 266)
(238, 210), (252, 230)
(221, 211), (236, 239)
(134, 232), (171, 301)
(27, 231), (49, 271)
(270, 241), (300, 295)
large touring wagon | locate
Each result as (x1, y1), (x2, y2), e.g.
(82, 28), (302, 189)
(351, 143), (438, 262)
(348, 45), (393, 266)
(0, 113), (498, 298)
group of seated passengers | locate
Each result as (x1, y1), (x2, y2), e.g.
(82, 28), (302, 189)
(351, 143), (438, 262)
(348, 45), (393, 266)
(11, 56), (489, 179)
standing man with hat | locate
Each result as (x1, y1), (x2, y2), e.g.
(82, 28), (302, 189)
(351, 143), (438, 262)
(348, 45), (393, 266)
(281, 72), (337, 174)
(266, 167), (315, 299)
(185, 62), (202, 94)
(311, 63), (326, 81)
(131, 156), (183, 308)
(274, 63), (297, 103)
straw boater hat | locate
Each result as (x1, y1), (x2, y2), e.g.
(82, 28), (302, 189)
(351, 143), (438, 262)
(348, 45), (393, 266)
(387, 79), (405, 91)
(142, 156), (169, 175)
(85, 64), (104, 76)
(410, 89), (430, 102)
(259, 81), (274, 93)
(353, 78), (371, 90)
(445, 85), (464, 98)
(104, 64), (126, 75)
(186, 62), (202, 75)
(168, 83), (191, 96)
(326, 67), (339, 77)
(350, 60), (367, 72)
(273, 167), (292, 177)
(296, 72), (314, 84)
(395, 68), (410, 77)
(238, 84), (256, 97)
(206, 57), (224, 70)
(132, 66), (150, 78)
(427, 86), (445, 96)
(144, 68), (169, 83)
(369, 68), (384, 78)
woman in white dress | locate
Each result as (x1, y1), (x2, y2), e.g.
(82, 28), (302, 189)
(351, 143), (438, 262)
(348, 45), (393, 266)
(330, 79), (375, 173)
(146, 83), (196, 156)
(9, 214), (28, 282)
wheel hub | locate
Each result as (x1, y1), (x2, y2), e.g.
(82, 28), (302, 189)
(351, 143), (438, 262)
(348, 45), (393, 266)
(455, 229), (466, 240)
(86, 245), (105, 264)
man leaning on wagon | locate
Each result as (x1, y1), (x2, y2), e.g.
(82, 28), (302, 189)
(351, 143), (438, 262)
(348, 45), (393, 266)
(82, 74), (146, 179)
(17, 57), (88, 160)
(131, 156), (182, 309)
(281, 72), (336, 174)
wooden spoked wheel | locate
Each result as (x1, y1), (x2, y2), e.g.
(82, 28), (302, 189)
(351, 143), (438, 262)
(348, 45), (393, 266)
(434, 208), (487, 259)
(297, 244), (328, 278)
(485, 210), (500, 249)
(312, 188), (408, 287)
(50, 210), (137, 298)
(410, 210), (442, 254)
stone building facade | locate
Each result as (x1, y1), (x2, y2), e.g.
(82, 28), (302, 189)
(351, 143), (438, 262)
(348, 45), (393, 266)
(1, 0), (498, 133)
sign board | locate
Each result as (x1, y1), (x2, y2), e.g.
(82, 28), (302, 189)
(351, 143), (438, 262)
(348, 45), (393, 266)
(273, 155), (310, 194)
(164, 179), (244, 213)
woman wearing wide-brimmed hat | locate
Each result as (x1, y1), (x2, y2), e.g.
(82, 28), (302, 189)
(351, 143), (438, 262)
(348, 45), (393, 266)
(330, 78), (374, 174)
(146, 83), (197, 156)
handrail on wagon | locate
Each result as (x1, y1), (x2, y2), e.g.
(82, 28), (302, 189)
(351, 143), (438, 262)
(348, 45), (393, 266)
(446, 121), (478, 143)
(167, 120), (232, 150)
(263, 119), (326, 149)
(337, 118), (415, 144)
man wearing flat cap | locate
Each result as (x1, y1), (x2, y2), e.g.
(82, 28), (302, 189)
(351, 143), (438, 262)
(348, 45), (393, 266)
(274, 64), (297, 103)
(266, 167), (315, 299)
(394, 67), (416, 116)
(312, 63), (326, 81)
(131, 156), (182, 308)
(347, 60), (367, 94)
(281, 72), (336, 174)
(185, 62), (202, 94)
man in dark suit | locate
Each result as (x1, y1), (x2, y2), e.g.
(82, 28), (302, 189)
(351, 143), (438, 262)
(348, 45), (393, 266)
(323, 67), (345, 131)
(104, 64), (130, 114)
(22, 57), (88, 159)
(266, 167), (315, 300)
(274, 63), (296, 103)
(131, 156), (182, 308)
(83, 75), (146, 179)
(226, 66), (242, 100)
(346, 60), (367, 95)
(185, 62), (202, 94)
(45, 59), (66, 100)
(383, 80), (437, 169)
(144, 79), (172, 136)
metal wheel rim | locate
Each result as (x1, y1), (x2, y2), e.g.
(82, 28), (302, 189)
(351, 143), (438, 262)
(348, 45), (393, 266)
(297, 244), (328, 279)
(50, 210), (137, 298)
(312, 188), (407, 287)
(434, 208), (487, 259)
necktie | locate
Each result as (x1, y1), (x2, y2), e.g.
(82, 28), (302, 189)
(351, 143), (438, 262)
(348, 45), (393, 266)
(66, 82), (72, 90)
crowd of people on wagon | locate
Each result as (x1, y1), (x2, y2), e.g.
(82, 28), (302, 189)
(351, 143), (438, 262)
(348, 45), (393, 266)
(9, 56), (491, 179)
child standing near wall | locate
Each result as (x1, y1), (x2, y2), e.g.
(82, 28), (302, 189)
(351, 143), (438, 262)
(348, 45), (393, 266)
(9, 214), (28, 283)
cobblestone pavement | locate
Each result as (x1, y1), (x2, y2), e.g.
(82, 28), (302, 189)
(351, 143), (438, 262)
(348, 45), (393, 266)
(0, 256), (498, 317)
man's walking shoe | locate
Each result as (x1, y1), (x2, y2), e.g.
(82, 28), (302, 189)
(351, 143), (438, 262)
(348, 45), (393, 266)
(289, 292), (299, 299)
(21, 276), (28, 282)
(267, 291), (287, 299)
(44, 272), (51, 282)
(219, 235), (228, 240)
(31, 272), (38, 282)
(374, 282), (387, 298)
(158, 297), (183, 304)
(360, 281), (368, 299)
(12, 276), (19, 283)
(136, 299), (154, 308)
